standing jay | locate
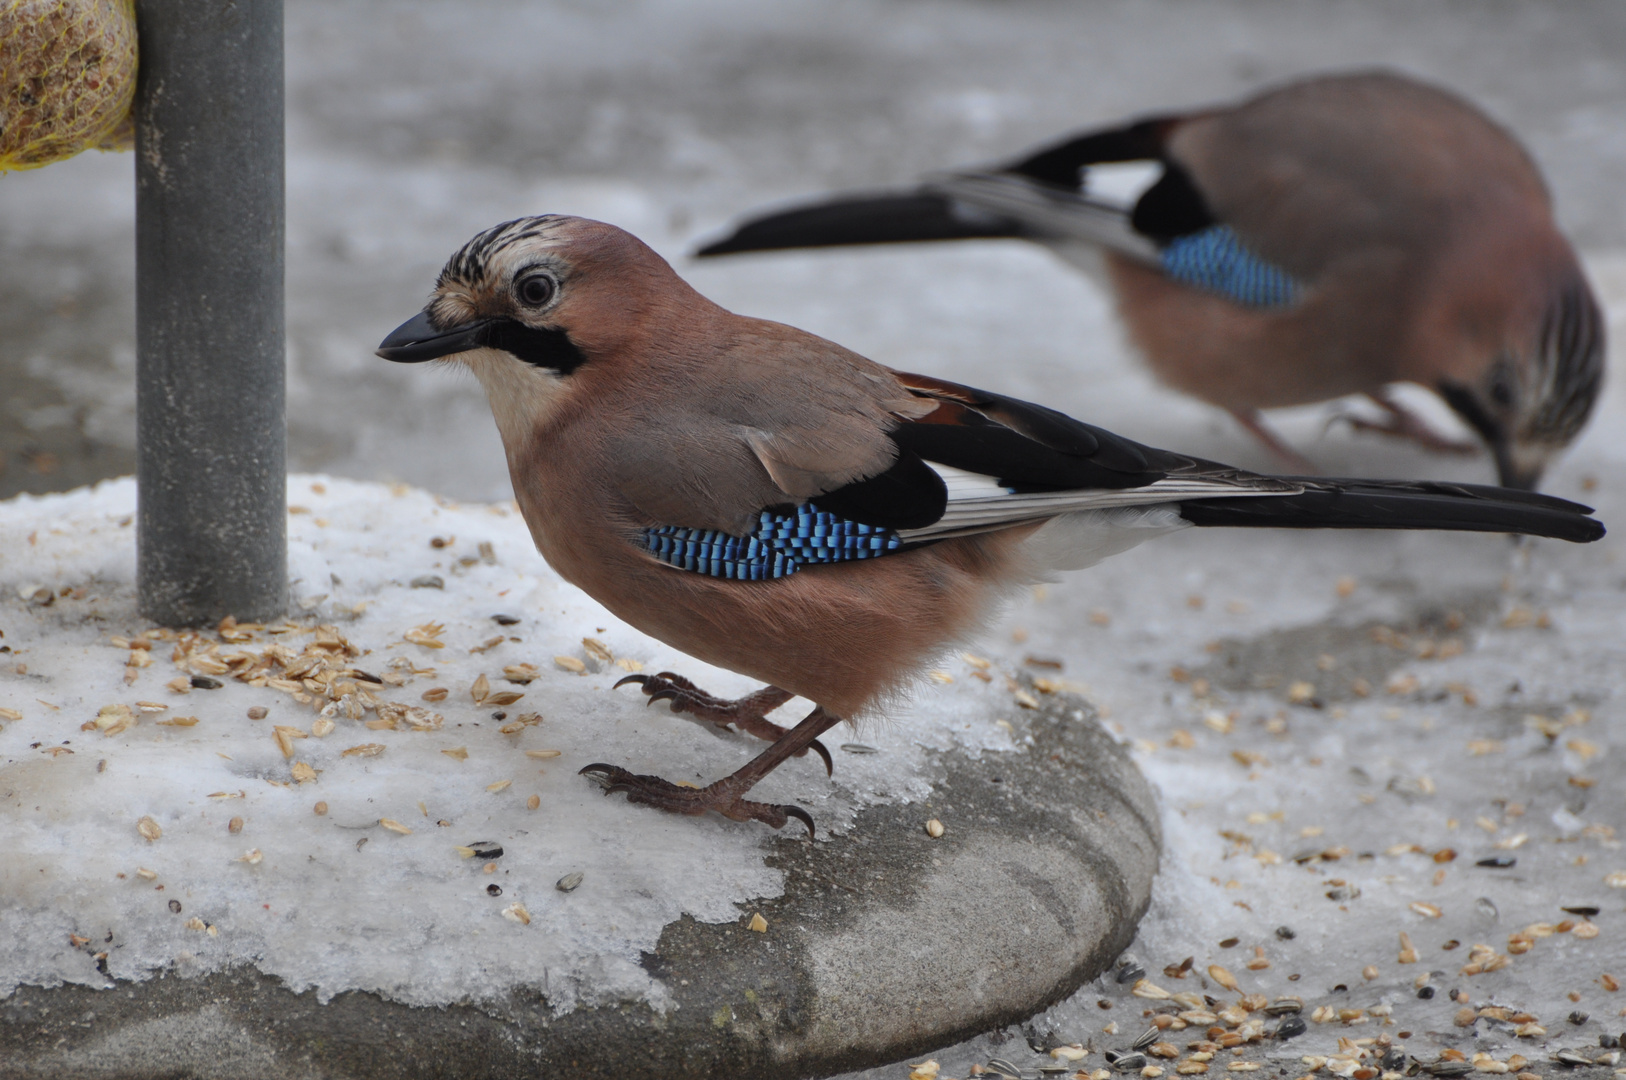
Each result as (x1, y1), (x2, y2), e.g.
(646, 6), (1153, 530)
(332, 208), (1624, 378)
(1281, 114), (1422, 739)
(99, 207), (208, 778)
(379, 215), (1602, 834)
(696, 71), (1606, 491)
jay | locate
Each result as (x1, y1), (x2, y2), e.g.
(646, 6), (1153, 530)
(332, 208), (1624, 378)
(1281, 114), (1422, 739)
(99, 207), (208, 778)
(696, 71), (1606, 491)
(379, 215), (1602, 834)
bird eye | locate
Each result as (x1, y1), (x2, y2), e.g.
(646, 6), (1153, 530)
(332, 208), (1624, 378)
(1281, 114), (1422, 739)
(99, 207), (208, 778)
(516, 274), (556, 307)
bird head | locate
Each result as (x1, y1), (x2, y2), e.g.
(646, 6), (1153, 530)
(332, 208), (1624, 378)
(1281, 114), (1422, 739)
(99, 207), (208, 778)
(1435, 275), (1605, 491)
(378, 215), (700, 443)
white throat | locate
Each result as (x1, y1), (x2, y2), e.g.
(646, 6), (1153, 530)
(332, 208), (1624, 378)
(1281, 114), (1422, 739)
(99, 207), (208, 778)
(460, 347), (571, 449)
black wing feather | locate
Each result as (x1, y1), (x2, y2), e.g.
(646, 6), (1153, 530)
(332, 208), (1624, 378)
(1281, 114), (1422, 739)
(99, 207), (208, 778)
(695, 193), (1024, 257)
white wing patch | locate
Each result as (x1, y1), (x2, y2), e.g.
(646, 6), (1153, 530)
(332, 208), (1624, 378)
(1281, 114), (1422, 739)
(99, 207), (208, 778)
(898, 463), (1302, 542)
(924, 170), (1161, 264)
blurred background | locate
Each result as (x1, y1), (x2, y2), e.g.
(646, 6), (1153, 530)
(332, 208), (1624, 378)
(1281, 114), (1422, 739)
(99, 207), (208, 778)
(3, 0), (1625, 502)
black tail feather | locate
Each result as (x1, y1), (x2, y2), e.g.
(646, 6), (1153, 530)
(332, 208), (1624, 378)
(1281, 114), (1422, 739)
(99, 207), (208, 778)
(695, 193), (1024, 257)
(1179, 478), (1603, 544)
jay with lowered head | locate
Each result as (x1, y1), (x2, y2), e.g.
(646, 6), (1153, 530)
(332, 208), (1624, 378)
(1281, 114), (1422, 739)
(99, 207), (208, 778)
(698, 72), (1606, 490)
(379, 215), (1601, 834)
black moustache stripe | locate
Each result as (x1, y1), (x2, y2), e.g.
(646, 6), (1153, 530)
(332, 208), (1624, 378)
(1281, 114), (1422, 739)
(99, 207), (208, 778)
(482, 319), (588, 375)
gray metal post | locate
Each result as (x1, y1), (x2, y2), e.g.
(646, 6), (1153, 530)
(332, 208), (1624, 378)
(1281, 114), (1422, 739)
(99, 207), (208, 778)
(134, 0), (286, 625)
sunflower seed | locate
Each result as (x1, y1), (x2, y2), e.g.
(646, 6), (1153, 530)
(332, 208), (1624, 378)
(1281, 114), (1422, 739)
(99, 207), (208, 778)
(467, 841), (502, 860)
(491, 614), (521, 626)
(556, 871), (583, 892)
(1275, 1017), (1307, 1040)
(1424, 1062), (1474, 1076)
(840, 743), (879, 754)
(1133, 1027), (1160, 1050)
(486, 884), (502, 897)
(1265, 999), (1303, 1016)
(1118, 963), (1147, 984)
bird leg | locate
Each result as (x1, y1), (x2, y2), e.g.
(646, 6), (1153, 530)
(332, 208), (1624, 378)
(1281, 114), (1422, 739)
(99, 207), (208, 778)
(614, 672), (832, 776)
(580, 704), (845, 835)
(1227, 409), (1318, 474)
(1338, 390), (1479, 455)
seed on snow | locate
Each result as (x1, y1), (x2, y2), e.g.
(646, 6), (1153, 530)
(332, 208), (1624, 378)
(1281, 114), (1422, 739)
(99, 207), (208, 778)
(1208, 965), (1240, 991)
(236, 849), (263, 864)
(556, 871), (584, 892)
(554, 656), (586, 674)
(486, 779), (512, 793)
(501, 902), (530, 925)
(137, 816), (161, 841)
(379, 818), (412, 835)
(341, 744), (385, 758)
(524, 749), (561, 760)
(272, 725), (307, 758)
(228, 817), (243, 834)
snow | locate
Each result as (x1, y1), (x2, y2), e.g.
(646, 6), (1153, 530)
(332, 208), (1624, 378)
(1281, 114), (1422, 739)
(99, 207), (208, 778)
(0, 475), (1021, 1012)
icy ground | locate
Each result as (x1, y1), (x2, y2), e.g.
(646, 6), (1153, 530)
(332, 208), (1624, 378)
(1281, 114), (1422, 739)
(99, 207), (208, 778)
(0, 476), (1025, 1012)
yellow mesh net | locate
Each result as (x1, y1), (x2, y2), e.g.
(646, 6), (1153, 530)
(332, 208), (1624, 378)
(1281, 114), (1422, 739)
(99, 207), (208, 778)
(1, 0), (136, 172)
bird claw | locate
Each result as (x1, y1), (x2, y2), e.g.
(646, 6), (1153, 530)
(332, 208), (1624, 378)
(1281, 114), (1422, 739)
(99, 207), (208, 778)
(577, 763), (815, 836)
(808, 738), (833, 778)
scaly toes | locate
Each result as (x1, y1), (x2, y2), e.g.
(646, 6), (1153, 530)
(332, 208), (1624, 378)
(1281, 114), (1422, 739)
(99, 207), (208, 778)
(577, 763), (816, 835)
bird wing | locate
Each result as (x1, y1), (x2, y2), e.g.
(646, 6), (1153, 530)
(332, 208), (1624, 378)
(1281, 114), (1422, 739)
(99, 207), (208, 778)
(872, 371), (1298, 541)
(920, 171), (1160, 264)
(606, 322), (938, 536)
(633, 364), (1601, 583)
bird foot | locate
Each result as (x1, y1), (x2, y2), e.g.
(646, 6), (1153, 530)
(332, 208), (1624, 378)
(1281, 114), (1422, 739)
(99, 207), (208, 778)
(614, 672), (832, 776)
(579, 763), (816, 836)
(1336, 393), (1480, 455)
(1227, 409), (1318, 474)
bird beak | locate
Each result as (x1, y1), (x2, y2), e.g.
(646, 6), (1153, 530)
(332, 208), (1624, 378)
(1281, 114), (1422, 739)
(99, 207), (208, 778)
(1493, 439), (1546, 492)
(376, 311), (495, 363)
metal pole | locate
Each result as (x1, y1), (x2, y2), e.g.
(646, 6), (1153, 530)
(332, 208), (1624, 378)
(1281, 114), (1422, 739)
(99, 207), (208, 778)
(134, 0), (286, 625)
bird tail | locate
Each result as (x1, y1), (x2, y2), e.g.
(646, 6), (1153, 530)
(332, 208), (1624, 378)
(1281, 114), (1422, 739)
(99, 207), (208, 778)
(1177, 478), (1604, 544)
(694, 191), (1025, 257)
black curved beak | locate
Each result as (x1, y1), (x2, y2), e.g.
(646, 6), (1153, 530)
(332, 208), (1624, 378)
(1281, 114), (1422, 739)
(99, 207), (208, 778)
(376, 311), (496, 363)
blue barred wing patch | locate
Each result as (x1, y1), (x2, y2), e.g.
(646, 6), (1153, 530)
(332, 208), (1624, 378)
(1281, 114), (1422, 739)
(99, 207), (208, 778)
(1160, 225), (1301, 308)
(643, 503), (902, 580)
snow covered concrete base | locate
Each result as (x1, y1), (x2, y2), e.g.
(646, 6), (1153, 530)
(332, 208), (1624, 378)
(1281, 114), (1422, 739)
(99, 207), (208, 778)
(0, 475), (1159, 1078)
